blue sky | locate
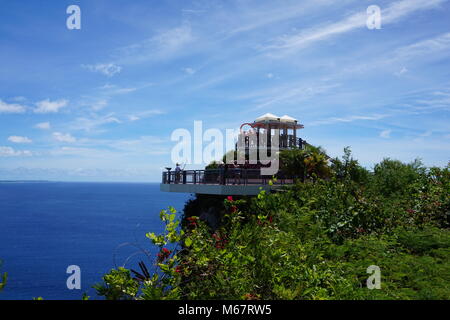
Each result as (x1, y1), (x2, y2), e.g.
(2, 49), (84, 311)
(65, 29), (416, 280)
(0, 0), (449, 182)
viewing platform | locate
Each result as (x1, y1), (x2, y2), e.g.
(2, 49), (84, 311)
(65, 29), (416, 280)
(160, 169), (294, 195)
(160, 113), (303, 195)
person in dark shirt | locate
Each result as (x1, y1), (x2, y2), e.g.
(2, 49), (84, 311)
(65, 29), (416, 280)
(175, 163), (181, 183)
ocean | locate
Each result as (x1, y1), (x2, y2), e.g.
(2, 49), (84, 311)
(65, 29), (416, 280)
(0, 182), (191, 300)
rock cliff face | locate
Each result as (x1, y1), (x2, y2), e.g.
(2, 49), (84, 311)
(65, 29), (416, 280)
(183, 194), (228, 230)
(199, 207), (221, 230)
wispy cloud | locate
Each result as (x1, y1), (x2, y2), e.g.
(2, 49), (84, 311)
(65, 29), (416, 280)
(8, 136), (32, 144)
(264, 0), (447, 55)
(70, 113), (122, 132)
(379, 129), (392, 138)
(53, 132), (76, 143)
(0, 146), (33, 157)
(98, 82), (153, 96)
(35, 122), (51, 130)
(90, 99), (108, 111)
(248, 83), (340, 110)
(393, 32), (450, 60)
(225, 0), (330, 36)
(310, 114), (387, 126)
(83, 63), (122, 77)
(183, 67), (196, 75)
(34, 99), (68, 114)
(0, 100), (26, 113)
(117, 24), (194, 63)
(127, 109), (165, 122)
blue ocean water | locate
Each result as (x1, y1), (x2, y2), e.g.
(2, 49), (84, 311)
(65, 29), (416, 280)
(0, 182), (191, 300)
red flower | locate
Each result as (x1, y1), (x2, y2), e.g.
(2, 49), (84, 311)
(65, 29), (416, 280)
(227, 196), (233, 202)
(186, 216), (198, 227)
(174, 266), (182, 273)
(157, 248), (172, 262)
(231, 205), (237, 213)
(244, 293), (258, 300)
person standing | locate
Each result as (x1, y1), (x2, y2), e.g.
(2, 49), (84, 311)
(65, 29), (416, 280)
(175, 163), (181, 183)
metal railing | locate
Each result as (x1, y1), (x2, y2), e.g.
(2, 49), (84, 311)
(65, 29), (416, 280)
(162, 169), (294, 186)
(238, 135), (305, 150)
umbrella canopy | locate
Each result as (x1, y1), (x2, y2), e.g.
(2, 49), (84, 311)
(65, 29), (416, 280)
(255, 113), (280, 122)
(280, 115), (297, 123)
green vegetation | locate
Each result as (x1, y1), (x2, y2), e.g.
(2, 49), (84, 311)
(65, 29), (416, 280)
(96, 148), (450, 300)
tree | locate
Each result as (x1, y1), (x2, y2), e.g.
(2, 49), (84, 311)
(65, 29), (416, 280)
(280, 145), (331, 182)
(330, 147), (370, 184)
(372, 158), (424, 197)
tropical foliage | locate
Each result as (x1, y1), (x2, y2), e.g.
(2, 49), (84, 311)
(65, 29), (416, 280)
(96, 148), (450, 300)
(279, 145), (331, 181)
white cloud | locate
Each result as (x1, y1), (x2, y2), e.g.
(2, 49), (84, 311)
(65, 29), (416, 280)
(53, 132), (76, 143)
(8, 136), (32, 144)
(118, 24), (194, 63)
(310, 114), (387, 126)
(35, 122), (51, 130)
(149, 24), (194, 56)
(265, 0), (447, 54)
(266, 73), (274, 79)
(379, 129), (392, 139)
(250, 83), (340, 110)
(113, 87), (137, 94)
(128, 115), (140, 121)
(393, 32), (450, 61)
(0, 100), (26, 113)
(11, 96), (27, 102)
(49, 146), (114, 158)
(183, 67), (196, 75)
(91, 99), (108, 111)
(35, 99), (68, 113)
(127, 109), (165, 122)
(0, 146), (33, 157)
(70, 113), (122, 132)
(395, 67), (408, 76)
(83, 63), (122, 77)
(99, 84), (138, 95)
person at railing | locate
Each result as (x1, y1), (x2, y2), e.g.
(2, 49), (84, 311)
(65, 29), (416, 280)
(220, 163), (228, 185)
(232, 161), (241, 185)
(175, 163), (181, 184)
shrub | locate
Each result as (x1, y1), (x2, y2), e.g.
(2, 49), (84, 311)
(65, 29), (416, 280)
(96, 152), (450, 300)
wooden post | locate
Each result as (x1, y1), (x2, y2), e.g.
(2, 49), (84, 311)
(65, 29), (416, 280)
(256, 127), (260, 162)
(293, 122), (297, 148)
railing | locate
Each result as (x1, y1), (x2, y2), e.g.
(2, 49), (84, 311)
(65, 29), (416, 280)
(238, 134), (304, 150)
(162, 169), (294, 186)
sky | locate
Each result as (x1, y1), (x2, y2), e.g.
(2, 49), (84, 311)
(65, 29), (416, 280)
(0, 0), (449, 182)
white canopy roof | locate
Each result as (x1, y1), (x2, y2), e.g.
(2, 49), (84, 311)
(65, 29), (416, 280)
(255, 113), (280, 122)
(280, 115), (297, 123)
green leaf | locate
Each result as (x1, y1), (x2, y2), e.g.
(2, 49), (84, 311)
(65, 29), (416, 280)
(185, 237), (193, 247)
